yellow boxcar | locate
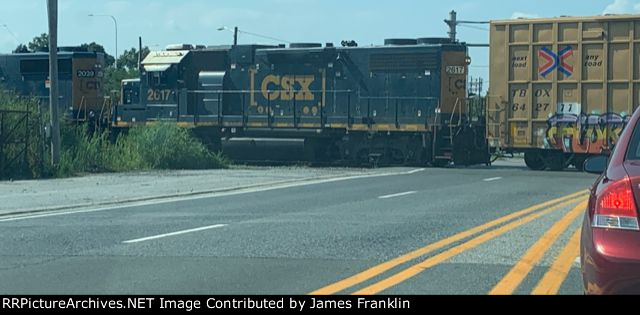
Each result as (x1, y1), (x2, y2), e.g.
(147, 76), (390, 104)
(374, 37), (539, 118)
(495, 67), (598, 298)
(488, 15), (640, 170)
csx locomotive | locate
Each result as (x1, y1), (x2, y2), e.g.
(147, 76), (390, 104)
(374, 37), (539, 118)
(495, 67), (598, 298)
(0, 47), (107, 121)
(113, 38), (489, 166)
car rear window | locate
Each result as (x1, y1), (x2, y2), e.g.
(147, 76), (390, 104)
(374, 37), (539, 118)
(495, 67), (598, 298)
(626, 119), (640, 160)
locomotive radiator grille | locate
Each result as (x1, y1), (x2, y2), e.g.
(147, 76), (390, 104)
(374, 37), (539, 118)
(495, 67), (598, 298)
(369, 53), (437, 72)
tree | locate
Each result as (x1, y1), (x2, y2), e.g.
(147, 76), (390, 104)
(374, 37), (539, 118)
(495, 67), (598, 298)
(14, 35), (116, 68)
(104, 67), (139, 99)
(117, 47), (150, 71)
(80, 42), (115, 67)
(100, 46), (151, 99)
(27, 33), (49, 52)
(12, 44), (29, 53)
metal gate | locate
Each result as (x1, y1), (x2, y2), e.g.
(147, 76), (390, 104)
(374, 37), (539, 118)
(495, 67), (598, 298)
(0, 109), (31, 178)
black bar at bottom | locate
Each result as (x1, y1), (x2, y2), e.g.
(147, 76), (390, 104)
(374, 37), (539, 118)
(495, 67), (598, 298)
(0, 296), (428, 312)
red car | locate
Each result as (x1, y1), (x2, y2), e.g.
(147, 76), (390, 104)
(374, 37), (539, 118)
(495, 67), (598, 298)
(582, 109), (640, 294)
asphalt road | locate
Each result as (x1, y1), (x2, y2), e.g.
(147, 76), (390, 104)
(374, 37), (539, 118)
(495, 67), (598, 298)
(0, 164), (596, 295)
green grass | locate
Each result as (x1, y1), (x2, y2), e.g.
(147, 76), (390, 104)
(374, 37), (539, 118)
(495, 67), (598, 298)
(55, 123), (229, 177)
(1, 87), (228, 179)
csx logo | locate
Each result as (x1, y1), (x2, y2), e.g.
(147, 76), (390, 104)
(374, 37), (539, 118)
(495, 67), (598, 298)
(261, 75), (315, 101)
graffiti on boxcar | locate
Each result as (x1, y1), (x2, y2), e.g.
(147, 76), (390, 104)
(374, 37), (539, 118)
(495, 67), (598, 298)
(545, 112), (631, 154)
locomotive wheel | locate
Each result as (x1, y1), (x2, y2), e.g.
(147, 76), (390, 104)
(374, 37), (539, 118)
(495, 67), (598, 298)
(524, 151), (545, 171)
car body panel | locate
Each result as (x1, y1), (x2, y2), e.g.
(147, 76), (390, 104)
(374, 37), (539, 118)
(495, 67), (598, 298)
(581, 105), (640, 294)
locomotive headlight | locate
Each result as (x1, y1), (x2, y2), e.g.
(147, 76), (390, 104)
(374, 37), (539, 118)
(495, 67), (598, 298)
(373, 110), (377, 117)
(418, 110), (422, 117)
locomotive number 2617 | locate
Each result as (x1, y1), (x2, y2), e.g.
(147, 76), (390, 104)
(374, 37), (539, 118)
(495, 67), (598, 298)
(147, 89), (172, 102)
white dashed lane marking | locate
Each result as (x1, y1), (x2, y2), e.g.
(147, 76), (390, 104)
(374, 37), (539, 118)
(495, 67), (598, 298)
(378, 191), (418, 199)
(123, 224), (228, 244)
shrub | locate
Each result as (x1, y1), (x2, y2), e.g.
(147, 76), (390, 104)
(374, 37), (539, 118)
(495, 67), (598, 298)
(56, 123), (228, 177)
(1, 86), (228, 179)
(115, 123), (228, 171)
(55, 125), (115, 177)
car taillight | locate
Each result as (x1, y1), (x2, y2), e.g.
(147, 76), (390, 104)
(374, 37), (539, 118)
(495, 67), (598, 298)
(594, 176), (640, 231)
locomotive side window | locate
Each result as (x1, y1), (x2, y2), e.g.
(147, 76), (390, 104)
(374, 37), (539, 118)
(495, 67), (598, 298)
(20, 59), (71, 74)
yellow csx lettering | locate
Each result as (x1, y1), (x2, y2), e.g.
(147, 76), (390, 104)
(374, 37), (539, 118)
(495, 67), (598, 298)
(261, 75), (315, 101)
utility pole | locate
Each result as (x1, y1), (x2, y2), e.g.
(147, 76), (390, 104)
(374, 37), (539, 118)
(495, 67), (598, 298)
(138, 36), (143, 70)
(233, 27), (238, 46)
(47, 0), (61, 165)
(445, 11), (457, 42)
(444, 10), (490, 45)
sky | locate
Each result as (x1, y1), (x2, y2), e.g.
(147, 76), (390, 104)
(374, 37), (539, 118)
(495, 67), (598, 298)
(0, 0), (638, 89)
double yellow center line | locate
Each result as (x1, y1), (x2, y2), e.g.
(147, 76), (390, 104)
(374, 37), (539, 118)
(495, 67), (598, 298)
(489, 200), (587, 295)
(310, 190), (588, 295)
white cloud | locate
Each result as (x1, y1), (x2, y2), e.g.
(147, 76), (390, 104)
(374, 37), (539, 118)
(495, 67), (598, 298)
(511, 12), (540, 19)
(603, 0), (640, 14)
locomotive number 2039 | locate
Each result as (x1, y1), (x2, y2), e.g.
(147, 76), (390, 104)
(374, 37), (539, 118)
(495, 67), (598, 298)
(147, 89), (172, 102)
(76, 70), (96, 78)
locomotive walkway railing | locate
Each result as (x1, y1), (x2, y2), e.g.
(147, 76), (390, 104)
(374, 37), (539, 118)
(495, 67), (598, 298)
(114, 89), (441, 130)
(179, 89), (440, 129)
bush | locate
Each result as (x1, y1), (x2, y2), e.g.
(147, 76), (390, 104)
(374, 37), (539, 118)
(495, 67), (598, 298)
(115, 123), (228, 171)
(55, 123), (228, 177)
(1, 86), (227, 179)
(55, 125), (115, 177)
